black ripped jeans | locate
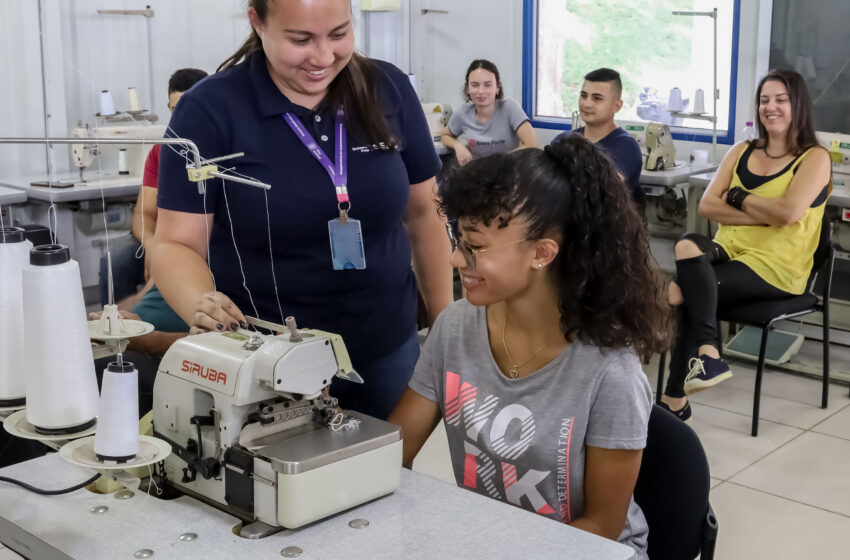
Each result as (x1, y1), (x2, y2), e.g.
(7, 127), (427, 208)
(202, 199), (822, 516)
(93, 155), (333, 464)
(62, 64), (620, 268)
(665, 234), (795, 398)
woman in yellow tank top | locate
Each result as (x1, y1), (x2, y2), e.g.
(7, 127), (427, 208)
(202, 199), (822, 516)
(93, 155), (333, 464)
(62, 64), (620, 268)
(660, 70), (832, 422)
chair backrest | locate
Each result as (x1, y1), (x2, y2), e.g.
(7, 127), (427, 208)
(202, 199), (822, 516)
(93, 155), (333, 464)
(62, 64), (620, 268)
(807, 213), (834, 296)
(633, 405), (712, 560)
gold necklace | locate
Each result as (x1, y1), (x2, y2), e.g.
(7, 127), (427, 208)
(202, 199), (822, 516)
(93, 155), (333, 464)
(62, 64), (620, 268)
(501, 309), (560, 379)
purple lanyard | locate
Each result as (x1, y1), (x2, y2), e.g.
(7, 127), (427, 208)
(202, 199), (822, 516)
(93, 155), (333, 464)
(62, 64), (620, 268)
(283, 108), (349, 210)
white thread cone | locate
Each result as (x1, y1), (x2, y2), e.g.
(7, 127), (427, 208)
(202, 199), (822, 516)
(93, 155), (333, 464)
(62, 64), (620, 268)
(126, 87), (141, 112)
(94, 361), (139, 461)
(23, 245), (99, 433)
(99, 90), (115, 116)
(0, 228), (32, 405)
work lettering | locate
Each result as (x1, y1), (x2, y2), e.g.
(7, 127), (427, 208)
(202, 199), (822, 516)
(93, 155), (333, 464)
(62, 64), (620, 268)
(445, 371), (561, 517)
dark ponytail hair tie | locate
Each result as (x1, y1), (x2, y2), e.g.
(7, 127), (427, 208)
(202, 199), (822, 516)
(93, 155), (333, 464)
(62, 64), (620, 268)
(544, 144), (572, 174)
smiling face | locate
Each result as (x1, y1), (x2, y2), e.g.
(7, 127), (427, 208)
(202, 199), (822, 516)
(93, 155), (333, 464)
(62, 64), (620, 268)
(758, 79), (792, 139)
(578, 80), (622, 127)
(450, 217), (547, 306)
(249, 0), (355, 108)
(466, 69), (501, 110)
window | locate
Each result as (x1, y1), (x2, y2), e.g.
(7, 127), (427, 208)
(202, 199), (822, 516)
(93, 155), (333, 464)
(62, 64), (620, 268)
(770, 0), (850, 134)
(522, 0), (740, 143)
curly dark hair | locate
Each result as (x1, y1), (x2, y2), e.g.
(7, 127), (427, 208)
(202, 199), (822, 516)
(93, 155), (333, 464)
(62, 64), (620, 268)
(439, 135), (672, 358)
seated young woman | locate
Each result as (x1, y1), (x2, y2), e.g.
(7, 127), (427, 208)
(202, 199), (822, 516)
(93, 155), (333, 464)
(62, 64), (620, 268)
(662, 69), (832, 421)
(389, 135), (671, 558)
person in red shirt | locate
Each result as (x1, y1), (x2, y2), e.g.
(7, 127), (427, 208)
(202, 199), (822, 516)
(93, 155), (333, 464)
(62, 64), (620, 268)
(94, 68), (207, 356)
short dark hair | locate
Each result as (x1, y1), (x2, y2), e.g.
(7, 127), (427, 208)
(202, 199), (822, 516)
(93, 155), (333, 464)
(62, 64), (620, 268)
(439, 136), (672, 358)
(168, 68), (208, 95)
(463, 59), (504, 102)
(752, 69), (819, 156)
(583, 68), (622, 98)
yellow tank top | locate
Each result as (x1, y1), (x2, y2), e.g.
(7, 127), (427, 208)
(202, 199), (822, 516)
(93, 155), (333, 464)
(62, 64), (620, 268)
(713, 144), (830, 295)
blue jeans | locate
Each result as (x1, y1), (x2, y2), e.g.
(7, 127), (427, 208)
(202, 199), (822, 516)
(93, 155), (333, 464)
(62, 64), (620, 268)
(99, 235), (144, 305)
(329, 331), (420, 420)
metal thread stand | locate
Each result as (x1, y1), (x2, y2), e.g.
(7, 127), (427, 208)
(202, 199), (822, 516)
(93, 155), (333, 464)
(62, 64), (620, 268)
(671, 8), (719, 161)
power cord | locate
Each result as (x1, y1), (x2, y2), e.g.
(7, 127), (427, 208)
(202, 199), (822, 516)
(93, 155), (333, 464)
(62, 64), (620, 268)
(0, 473), (101, 495)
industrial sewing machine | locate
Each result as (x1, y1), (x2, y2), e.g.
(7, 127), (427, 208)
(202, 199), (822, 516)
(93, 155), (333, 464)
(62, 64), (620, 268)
(151, 318), (402, 537)
(421, 102), (453, 142)
(71, 122), (166, 186)
(645, 122), (677, 171)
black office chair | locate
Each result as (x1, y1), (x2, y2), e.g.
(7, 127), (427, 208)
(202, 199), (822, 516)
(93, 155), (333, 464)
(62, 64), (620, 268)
(656, 217), (835, 437)
(634, 405), (718, 560)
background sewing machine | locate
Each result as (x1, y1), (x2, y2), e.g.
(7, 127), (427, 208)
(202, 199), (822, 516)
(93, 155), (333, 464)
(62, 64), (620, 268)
(640, 122), (716, 246)
(152, 318), (402, 537)
(422, 102), (452, 156)
(69, 121), (166, 188)
(2, 120), (166, 303)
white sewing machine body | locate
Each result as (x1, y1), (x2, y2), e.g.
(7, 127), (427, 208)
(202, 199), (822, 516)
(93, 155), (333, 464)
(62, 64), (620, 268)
(71, 122), (166, 185)
(645, 122), (677, 171)
(152, 325), (402, 532)
(421, 102), (453, 142)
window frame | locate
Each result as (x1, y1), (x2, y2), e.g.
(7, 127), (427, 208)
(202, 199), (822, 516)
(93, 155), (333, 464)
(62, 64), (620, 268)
(521, 0), (742, 144)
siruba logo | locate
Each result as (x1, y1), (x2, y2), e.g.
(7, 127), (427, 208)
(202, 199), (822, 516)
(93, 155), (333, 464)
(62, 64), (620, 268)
(181, 360), (228, 385)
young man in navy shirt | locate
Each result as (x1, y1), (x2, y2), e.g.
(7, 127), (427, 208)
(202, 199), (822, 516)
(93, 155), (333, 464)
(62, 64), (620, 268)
(554, 68), (644, 208)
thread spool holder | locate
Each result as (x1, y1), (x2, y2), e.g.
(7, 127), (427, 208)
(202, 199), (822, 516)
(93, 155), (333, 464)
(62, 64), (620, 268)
(88, 304), (155, 359)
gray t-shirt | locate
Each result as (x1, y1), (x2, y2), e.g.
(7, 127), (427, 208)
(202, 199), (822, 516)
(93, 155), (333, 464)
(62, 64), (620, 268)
(447, 98), (529, 159)
(410, 300), (652, 558)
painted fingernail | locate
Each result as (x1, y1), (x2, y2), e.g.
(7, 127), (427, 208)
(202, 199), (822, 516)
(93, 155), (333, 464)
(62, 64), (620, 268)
(230, 322), (239, 331)
(239, 321), (248, 329)
(216, 323), (224, 331)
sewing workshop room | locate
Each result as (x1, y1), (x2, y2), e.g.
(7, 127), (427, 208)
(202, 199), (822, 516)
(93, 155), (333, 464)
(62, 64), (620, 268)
(5, 0), (850, 558)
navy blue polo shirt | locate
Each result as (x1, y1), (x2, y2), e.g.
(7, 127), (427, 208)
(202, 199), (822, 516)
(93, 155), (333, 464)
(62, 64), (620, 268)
(554, 127), (644, 203)
(157, 51), (440, 364)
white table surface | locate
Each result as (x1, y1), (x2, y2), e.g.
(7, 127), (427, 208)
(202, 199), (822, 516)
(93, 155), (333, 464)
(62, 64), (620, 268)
(0, 186), (27, 205)
(0, 453), (635, 560)
(0, 174), (142, 203)
(640, 161), (718, 186)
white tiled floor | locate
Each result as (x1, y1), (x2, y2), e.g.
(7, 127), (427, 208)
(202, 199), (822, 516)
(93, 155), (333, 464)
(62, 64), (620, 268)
(411, 355), (850, 560)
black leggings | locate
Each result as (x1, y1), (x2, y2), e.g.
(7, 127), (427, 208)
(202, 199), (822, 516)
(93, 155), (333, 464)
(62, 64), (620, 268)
(664, 233), (794, 398)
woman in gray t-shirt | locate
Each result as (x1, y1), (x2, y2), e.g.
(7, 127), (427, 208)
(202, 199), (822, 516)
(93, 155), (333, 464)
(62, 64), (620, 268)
(441, 59), (539, 165)
(389, 136), (672, 558)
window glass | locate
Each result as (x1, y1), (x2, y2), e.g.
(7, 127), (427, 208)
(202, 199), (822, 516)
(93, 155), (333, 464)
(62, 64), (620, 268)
(534, 0), (735, 135)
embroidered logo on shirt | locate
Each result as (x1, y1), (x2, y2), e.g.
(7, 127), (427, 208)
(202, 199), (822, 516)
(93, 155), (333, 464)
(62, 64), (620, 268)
(351, 142), (396, 153)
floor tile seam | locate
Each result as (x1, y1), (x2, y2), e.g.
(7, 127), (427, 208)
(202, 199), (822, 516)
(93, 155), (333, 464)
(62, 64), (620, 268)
(806, 402), (850, 433)
(721, 481), (850, 520)
(721, 429), (807, 481)
(691, 400), (834, 431)
(807, 428), (850, 443)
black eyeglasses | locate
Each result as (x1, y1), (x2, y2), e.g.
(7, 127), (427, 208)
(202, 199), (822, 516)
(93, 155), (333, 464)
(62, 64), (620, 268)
(445, 220), (532, 269)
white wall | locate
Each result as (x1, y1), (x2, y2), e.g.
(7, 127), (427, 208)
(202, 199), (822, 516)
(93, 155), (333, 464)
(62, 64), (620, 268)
(1, 0), (774, 179)
(0, 0), (383, 181)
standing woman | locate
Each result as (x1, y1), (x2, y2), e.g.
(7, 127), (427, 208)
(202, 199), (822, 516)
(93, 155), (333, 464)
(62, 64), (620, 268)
(152, 0), (453, 419)
(662, 69), (832, 421)
(441, 59), (539, 165)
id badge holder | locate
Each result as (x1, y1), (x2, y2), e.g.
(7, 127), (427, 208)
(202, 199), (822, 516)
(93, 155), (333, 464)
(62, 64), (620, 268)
(328, 217), (366, 270)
